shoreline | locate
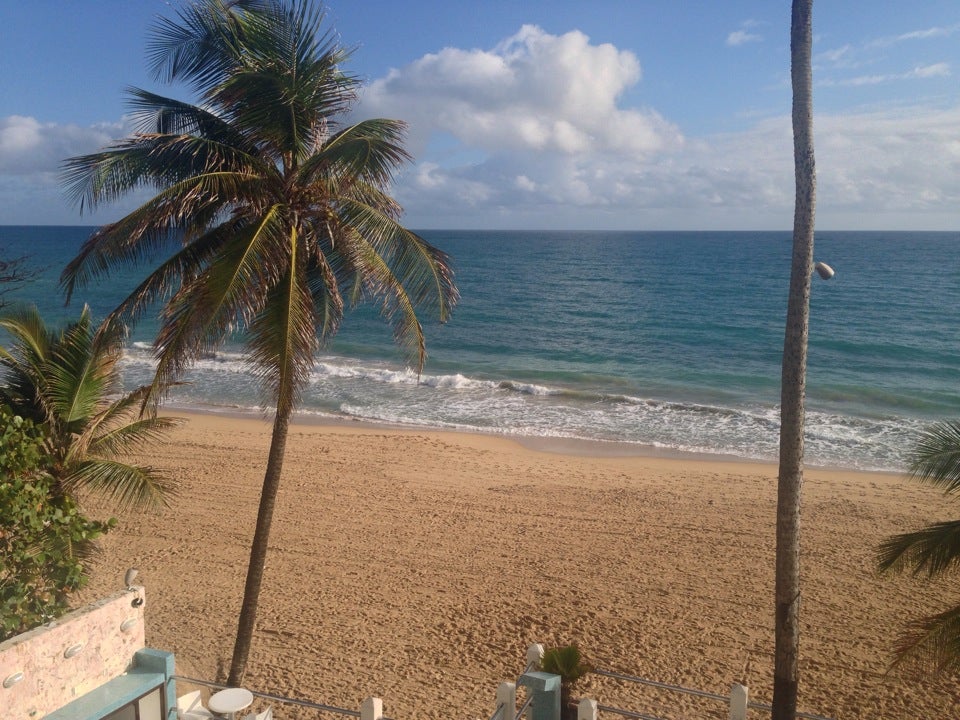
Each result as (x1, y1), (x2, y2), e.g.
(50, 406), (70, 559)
(163, 402), (905, 475)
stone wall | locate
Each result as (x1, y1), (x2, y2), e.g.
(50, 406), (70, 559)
(0, 586), (146, 719)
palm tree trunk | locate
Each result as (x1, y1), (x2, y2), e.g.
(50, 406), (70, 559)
(228, 404), (292, 686)
(773, 2), (816, 718)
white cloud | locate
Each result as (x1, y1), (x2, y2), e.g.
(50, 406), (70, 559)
(384, 98), (960, 230)
(911, 62), (951, 78)
(868, 23), (960, 48)
(727, 30), (761, 47)
(726, 20), (763, 47)
(359, 25), (682, 159)
(353, 25), (960, 229)
(2, 26), (959, 231)
(820, 62), (950, 87)
(0, 115), (126, 175)
(0, 114), (149, 223)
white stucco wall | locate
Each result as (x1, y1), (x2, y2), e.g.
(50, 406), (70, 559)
(0, 586), (146, 719)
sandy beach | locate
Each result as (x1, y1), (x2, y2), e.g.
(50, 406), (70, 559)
(77, 411), (960, 719)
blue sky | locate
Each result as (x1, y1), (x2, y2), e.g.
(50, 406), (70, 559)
(1, 0), (958, 230)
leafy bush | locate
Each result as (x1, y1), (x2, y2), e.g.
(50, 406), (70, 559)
(540, 643), (593, 701)
(0, 407), (113, 640)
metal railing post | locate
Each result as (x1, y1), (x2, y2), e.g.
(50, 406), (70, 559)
(577, 698), (598, 720)
(495, 682), (517, 720)
(361, 697), (383, 720)
(518, 671), (561, 720)
(729, 684), (748, 720)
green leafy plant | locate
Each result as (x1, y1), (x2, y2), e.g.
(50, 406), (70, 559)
(0, 407), (113, 640)
(878, 420), (960, 673)
(540, 643), (593, 704)
(0, 304), (180, 509)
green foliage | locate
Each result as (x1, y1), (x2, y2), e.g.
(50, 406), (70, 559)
(0, 304), (180, 509)
(0, 408), (43, 474)
(878, 420), (960, 673)
(0, 407), (113, 641)
(540, 643), (592, 698)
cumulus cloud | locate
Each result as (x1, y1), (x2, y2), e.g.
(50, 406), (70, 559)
(2, 25), (959, 230)
(359, 25), (682, 159)
(384, 99), (960, 230)
(353, 24), (960, 229)
(354, 25), (694, 225)
(0, 114), (145, 223)
(0, 115), (127, 175)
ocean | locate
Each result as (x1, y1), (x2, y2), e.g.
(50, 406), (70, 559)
(2, 225), (958, 472)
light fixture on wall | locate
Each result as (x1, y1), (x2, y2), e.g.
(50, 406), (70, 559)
(63, 643), (85, 659)
(814, 261), (835, 280)
(3, 672), (24, 689)
(124, 568), (139, 591)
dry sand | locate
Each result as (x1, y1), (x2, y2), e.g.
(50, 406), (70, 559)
(77, 411), (960, 719)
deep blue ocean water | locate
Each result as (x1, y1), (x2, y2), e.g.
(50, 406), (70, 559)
(2, 225), (959, 471)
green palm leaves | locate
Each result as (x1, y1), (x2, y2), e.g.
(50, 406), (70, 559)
(61, 0), (457, 414)
(0, 305), (179, 510)
(878, 420), (960, 673)
(58, 0), (456, 684)
(540, 644), (592, 697)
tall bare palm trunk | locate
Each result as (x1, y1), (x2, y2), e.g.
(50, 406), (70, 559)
(228, 405), (292, 686)
(773, 1), (815, 718)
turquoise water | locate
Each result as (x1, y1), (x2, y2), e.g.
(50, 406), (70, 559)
(2, 226), (959, 471)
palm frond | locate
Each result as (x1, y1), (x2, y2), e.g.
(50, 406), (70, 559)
(86, 414), (185, 460)
(147, 211), (285, 406)
(246, 229), (317, 415)
(0, 303), (50, 363)
(307, 118), (412, 188)
(60, 167), (273, 303)
(911, 421), (960, 494)
(344, 232), (428, 372)
(44, 307), (120, 428)
(0, 305), (50, 421)
(878, 520), (960, 577)
(61, 459), (177, 511)
(147, 0), (266, 92)
(303, 228), (344, 340)
(125, 87), (251, 145)
(889, 603), (960, 675)
(337, 197), (458, 320)
(212, 2), (357, 159)
(61, 129), (268, 218)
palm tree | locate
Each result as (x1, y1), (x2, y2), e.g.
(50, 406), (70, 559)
(773, 1), (816, 718)
(59, 0), (457, 685)
(878, 421), (960, 673)
(540, 644), (592, 720)
(0, 304), (179, 509)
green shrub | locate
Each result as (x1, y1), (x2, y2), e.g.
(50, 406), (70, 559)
(0, 407), (113, 640)
(540, 643), (592, 701)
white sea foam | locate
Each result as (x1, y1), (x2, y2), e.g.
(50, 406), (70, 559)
(116, 345), (924, 473)
(9, 226), (957, 475)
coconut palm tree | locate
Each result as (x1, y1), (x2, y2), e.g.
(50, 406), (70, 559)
(0, 304), (179, 509)
(878, 421), (960, 673)
(773, 1), (816, 718)
(59, 0), (457, 685)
